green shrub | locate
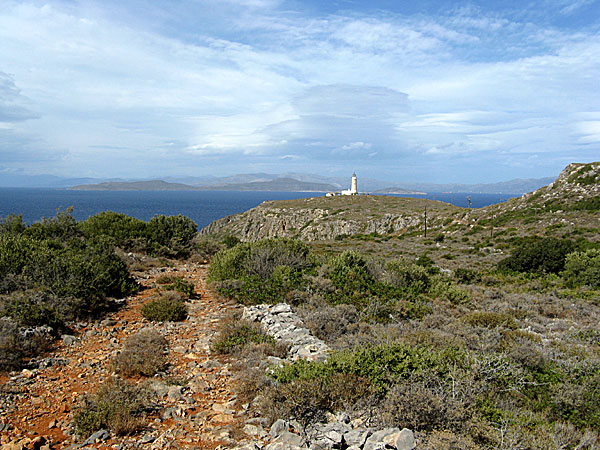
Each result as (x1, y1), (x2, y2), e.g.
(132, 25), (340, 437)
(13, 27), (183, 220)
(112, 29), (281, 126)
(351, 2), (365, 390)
(80, 211), (148, 251)
(112, 329), (167, 376)
(0, 317), (26, 370)
(147, 215), (197, 258)
(463, 311), (518, 330)
(454, 268), (481, 284)
(273, 343), (467, 392)
(141, 294), (188, 322)
(430, 275), (470, 304)
(498, 237), (579, 274)
(163, 277), (195, 297)
(72, 378), (150, 437)
(385, 260), (431, 294)
(0, 214), (26, 235)
(562, 249), (600, 288)
(0, 290), (64, 330)
(212, 317), (276, 354)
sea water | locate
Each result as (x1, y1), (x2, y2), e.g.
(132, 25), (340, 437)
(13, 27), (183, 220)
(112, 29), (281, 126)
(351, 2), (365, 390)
(0, 188), (515, 230)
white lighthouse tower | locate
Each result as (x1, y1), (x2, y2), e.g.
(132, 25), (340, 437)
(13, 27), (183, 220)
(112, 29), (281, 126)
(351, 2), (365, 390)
(341, 172), (358, 195)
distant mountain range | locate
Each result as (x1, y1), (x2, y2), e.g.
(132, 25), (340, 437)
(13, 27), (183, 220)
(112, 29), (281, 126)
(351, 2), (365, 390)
(2, 171), (556, 194)
(69, 178), (337, 192)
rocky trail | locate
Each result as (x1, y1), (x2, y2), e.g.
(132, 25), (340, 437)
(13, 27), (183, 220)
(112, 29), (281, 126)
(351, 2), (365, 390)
(0, 263), (251, 450)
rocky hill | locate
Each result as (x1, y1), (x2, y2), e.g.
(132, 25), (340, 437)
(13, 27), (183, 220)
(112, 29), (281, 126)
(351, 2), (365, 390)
(200, 162), (600, 242)
(200, 195), (461, 242)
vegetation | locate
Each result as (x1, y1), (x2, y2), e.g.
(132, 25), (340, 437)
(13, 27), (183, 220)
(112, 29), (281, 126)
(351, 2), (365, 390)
(141, 292), (188, 322)
(72, 378), (151, 437)
(112, 329), (167, 376)
(0, 208), (198, 370)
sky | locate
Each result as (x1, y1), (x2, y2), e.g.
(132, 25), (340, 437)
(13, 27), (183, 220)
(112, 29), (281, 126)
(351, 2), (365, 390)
(0, 0), (599, 183)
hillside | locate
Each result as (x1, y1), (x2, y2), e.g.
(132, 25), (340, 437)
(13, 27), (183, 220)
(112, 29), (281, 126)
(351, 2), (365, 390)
(197, 177), (336, 192)
(69, 180), (199, 190)
(200, 162), (599, 244)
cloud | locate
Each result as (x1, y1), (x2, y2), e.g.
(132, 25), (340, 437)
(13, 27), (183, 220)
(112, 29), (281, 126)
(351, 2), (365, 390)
(0, 1), (597, 181)
(0, 71), (37, 123)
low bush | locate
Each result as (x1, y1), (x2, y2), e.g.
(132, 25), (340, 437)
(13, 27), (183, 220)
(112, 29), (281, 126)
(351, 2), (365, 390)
(163, 277), (195, 297)
(463, 311), (518, 330)
(112, 329), (167, 376)
(212, 316), (276, 354)
(562, 249), (600, 288)
(80, 211), (148, 252)
(141, 294), (188, 322)
(72, 378), (151, 437)
(147, 214), (198, 258)
(0, 317), (27, 370)
(454, 268), (481, 284)
(498, 237), (579, 274)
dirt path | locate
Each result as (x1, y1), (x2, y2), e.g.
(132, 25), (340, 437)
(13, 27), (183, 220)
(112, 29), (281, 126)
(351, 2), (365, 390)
(0, 262), (245, 449)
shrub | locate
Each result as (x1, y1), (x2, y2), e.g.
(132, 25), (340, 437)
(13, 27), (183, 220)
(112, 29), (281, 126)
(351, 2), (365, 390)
(141, 294), (188, 322)
(147, 215), (197, 258)
(381, 379), (470, 432)
(212, 317), (276, 354)
(0, 290), (64, 331)
(163, 277), (195, 297)
(80, 211), (148, 251)
(463, 311), (518, 330)
(385, 260), (431, 294)
(498, 237), (579, 274)
(0, 214), (26, 235)
(112, 329), (167, 376)
(298, 303), (358, 343)
(0, 317), (26, 370)
(273, 343), (467, 392)
(72, 378), (150, 437)
(454, 268), (481, 284)
(430, 275), (470, 305)
(0, 317), (53, 371)
(562, 249), (600, 288)
(260, 373), (375, 429)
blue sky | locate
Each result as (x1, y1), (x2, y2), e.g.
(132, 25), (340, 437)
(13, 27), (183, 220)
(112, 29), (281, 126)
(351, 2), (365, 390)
(1, 0), (599, 183)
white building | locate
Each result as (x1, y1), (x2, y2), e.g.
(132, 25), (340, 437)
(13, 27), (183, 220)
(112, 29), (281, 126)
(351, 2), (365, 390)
(341, 172), (358, 196)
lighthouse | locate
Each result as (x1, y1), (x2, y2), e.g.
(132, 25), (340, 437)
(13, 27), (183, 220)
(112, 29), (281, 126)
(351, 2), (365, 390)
(340, 172), (358, 195)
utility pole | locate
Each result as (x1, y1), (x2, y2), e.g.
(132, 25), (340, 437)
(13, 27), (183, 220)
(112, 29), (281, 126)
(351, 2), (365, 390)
(424, 203), (428, 238)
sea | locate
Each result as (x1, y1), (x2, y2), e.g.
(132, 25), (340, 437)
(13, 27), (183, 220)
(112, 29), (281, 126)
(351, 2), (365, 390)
(0, 188), (516, 230)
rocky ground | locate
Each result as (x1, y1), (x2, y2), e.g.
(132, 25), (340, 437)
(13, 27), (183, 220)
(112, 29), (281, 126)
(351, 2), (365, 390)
(0, 263), (249, 450)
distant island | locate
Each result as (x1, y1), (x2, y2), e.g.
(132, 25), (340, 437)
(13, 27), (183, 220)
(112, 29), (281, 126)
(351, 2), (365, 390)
(69, 178), (337, 192)
(374, 187), (426, 195)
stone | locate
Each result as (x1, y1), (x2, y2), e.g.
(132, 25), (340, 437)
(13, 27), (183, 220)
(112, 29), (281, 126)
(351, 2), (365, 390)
(363, 428), (400, 450)
(82, 429), (110, 445)
(343, 429), (370, 448)
(138, 435), (156, 444)
(147, 380), (169, 398)
(269, 419), (289, 438)
(167, 385), (183, 401)
(243, 424), (267, 438)
(382, 428), (415, 450)
(271, 431), (304, 448)
(21, 369), (35, 379)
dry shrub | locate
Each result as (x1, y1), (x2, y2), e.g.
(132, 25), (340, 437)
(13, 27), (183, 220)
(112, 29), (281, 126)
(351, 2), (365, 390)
(259, 373), (375, 430)
(72, 377), (151, 437)
(112, 328), (167, 376)
(298, 302), (358, 343)
(380, 379), (470, 433)
(212, 314), (278, 355)
(141, 292), (188, 322)
(463, 311), (518, 330)
(420, 430), (482, 450)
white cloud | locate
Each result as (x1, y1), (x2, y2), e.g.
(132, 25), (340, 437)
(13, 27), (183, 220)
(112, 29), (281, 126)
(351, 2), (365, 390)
(0, 1), (598, 181)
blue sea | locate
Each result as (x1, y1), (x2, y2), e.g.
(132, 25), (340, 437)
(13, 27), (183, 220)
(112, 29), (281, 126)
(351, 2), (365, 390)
(0, 188), (515, 230)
